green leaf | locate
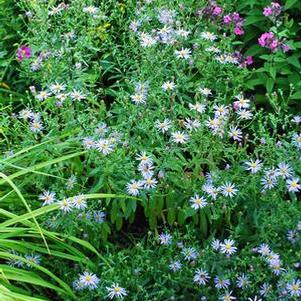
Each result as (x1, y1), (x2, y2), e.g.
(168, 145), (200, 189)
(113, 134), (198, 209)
(285, 0), (298, 9)
(287, 56), (301, 69)
(244, 15), (265, 26)
(291, 91), (301, 99)
(266, 78), (274, 93)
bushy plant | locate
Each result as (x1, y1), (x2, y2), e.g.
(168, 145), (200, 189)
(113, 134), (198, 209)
(0, 0), (300, 300)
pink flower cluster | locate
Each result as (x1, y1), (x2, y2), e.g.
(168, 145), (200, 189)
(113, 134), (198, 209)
(233, 51), (253, 68)
(258, 32), (290, 52)
(223, 12), (245, 36)
(16, 45), (32, 62)
(199, 0), (223, 17)
(263, 2), (282, 17)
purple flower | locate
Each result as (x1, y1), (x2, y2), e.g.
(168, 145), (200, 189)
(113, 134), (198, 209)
(16, 45), (32, 62)
(234, 27), (244, 36)
(263, 2), (282, 17)
(223, 12), (245, 36)
(223, 15), (232, 24)
(258, 32), (279, 51)
(212, 6), (223, 16)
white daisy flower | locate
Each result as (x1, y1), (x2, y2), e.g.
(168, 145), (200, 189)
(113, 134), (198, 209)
(220, 239), (237, 256)
(175, 48), (192, 59)
(189, 194), (208, 210)
(126, 180), (143, 196)
(79, 272), (100, 290)
(38, 191), (56, 206)
(193, 268), (210, 285)
(162, 81), (176, 91)
(155, 119), (172, 133)
(106, 283), (127, 299)
(171, 131), (189, 144)
(286, 178), (301, 192)
(220, 182), (238, 197)
(245, 159), (263, 174)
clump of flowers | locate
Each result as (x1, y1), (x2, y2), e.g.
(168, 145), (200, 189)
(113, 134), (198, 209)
(199, 0), (223, 18)
(16, 45), (32, 61)
(223, 12), (245, 36)
(263, 2), (282, 18)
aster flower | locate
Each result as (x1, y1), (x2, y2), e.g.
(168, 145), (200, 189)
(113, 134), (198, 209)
(228, 126), (242, 142)
(71, 195), (87, 210)
(79, 272), (100, 290)
(50, 82), (66, 94)
(220, 239), (237, 256)
(94, 211), (106, 223)
(106, 283), (127, 299)
(211, 238), (221, 251)
(189, 194), (208, 210)
(155, 119), (172, 133)
(38, 191), (56, 206)
(162, 81), (176, 91)
(171, 131), (189, 144)
(220, 291), (236, 301)
(287, 279), (301, 297)
(36, 90), (51, 101)
(234, 94), (250, 109)
(184, 118), (201, 131)
(248, 297), (262, 301)
(138, 162), (154, 179)
(169, 260), (182, 271)
(260, 283), (272, 296)
(136, 151), (153, 165)
(83, 6), (99, 15)
(126, 180), (143, 196)
(189, 102), (206, 113)
(83, 136), (95, 149)
(236, 274), (250, 289)
(245, 159), (263, 174)
(198, 87), (212, 97)
(30, 120), (44, 133)
(214, 276), (231, 289)
(200, 31), (217, 41)
(70, 90), (85, 101)
(95, 139), (114, 155)
(158, 233), (172, 245)
(276, 162), (292, 179)
(175, 48), (192, 59)
(236, 109), (253, 120)
(181, 247), (198, 261)
(287, 229), (299, 244)
(142, 176), (158, 189)
(286, 178), (301, 192)
(261, 176), (276, 191)
(220, 182), (238, 198)
(25, 254), (41, 267)
(59, 198), (74, 213)
(176, 28), (190, 38)
(130, 93), (146, 104)
(193, 268), (210, 285)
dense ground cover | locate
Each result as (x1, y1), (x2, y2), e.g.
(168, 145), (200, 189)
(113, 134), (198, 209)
(0, 0), (300, 300)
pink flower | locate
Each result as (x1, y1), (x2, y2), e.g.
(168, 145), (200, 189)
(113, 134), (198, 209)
(16, 45), (32, 62)
(263, 2), (282, 17)
(282, 44), (290, 52)
(258, 32), (283, 52)
(213, 6), (223, 16)
(234, 27), (244, 36)
(223, 15), (232, 24)
(245, 56), (253, 65)
(223, 12), (245, 36)
(263, 7), (273, 16)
